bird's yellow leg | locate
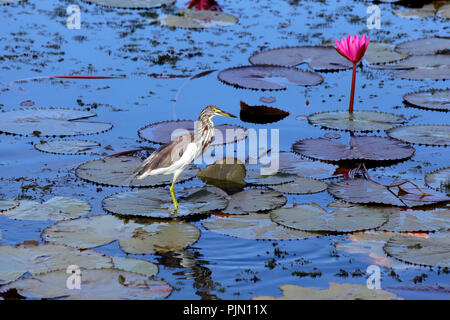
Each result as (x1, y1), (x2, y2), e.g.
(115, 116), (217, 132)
(170, 180), (178, 215)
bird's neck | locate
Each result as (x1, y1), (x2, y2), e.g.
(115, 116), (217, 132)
(194, 115), (214, 143)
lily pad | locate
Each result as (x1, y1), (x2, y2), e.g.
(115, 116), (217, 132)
(202, 213), (318, 240)
(138, 120), (248, 146)
(364, 42), (408, 65)
(240, 101), (289, 124)
(307, 110), (407, 132)
(252, 282), (401, 300)
(425, 167), (450, 193)
(387, 125), (450, 146)
(0, 269), (172, 300)
(35, 139), (102, 155)
(110, 256), (158, 277)
(379, 207), (450, 232)
(41, 215), (200, 255)
(270, 203), (388, 233)
(197, 158), (246, 192)
(384, 233), (450, 268)
(82, 0), (175, 9)
(102, 186), (228, 218)
(75, 156), (199, 187)
(292, 136), (415, 163)
(245, 170), (296, 186)
(222, 189), (287, 215)
(393, 3), (437, 19)
(158, 9), (238, 29)
(328, 178), (450, 207)
(403, 89), (450, 112)
(0, 199), (18, 212)
(217, 65), (324, 91)
(248, 46), (353, 71)
(0, 108), (112, 137)
(395, 37), (450, 56)
(271, 176), (328, 194)
(2, 197), (91, 221)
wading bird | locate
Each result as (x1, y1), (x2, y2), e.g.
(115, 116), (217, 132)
(133, 105), (236, 214)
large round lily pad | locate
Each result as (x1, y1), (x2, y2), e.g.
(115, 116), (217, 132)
(387, 125), (450, 146)
(384, 233), (450, 268)
(245, 170), (296, 186)
(270, 203), (388, 233)
(364, 42), (408, 66)
(75, 156), (199, 187)
(35, 140), (102, 155)
(271, 176), (328, 194)
(0, 199), (18, 212)
(425, 167), (450, 194)
(395, 37), (450, 56)
(328, 178), (450, 207)
(248, 46), (353, 71)
(110, 256), (158, 277)
(222, 189), (287, 215)
(379, 207), (450, 232)
(82, 0), (175, 8)
(158, 9), (238, 29)
(2, 197), (91, 221)
(102, 186), (228, 218)
(202, 213), (318, 240)
(403, 89), (450, 112)
(307, 110), (407, 132)
(217, 65), (324, 91)
(0, 269), (172, 300)
(292, 136), (415, 163)
(41, 215), (200, 255)
(0, 108), (113, 137)
(138, 120), (248, 146)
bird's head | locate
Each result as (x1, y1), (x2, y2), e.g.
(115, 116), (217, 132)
(200, 105), (236, 119)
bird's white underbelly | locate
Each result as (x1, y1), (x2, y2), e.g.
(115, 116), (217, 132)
(147, 142), (199, 176)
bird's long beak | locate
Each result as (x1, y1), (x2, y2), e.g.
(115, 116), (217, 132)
(216, 109), (237, 118)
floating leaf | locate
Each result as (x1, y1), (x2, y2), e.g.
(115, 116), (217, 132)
(75, 156), (199, 187)
(159, 9), (238, 29)
(252, 282), (401, 300)
(292, 136), (415, 163)
(245, 170), (295, 186)
(307, 111), (407, 132)
(387, 125), (450, 146)
(328, 178), (450, 207)
(82, 0), (175, 9)
(0, 243), (111, 285)
(0, 108), (112, 137)
(110, 256), (158, 277)
(403, 89), (450, 112)
(197, 158), (246, 193)
(248, 46), (353, 71)
(425, 167), (450, 193)
(393, 3), (437, 19)
(222, 189), (286, 215)
(42, 215), (200, 255)
(102, 186), (228, 218)
(35, 140), (102, 155)
(0, 199), (18, 212)
(217, 65), (323, 91)
(364, 42), (408, 65)
(138, 120), (248, 146)
(3, 197), (90, 221)
(0, 269), (172, 300)
(395, 37), (450, 56)
(202, 213), (318, 240)
(270, 203), (388, 233)
(240, 101), (289, 124)
(379, 207), (450, 232)
(384, 233), (450, 268)
(271, 176), (328, 194)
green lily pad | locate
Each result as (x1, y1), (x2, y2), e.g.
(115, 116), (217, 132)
(197, 158), (246, 192)
(307, 110), (407, 132)
(379, 207), (450, 232)
(0, 108), (113, 137)
(270, 203), (388, 233)
(35, 140), (102, 155)
(271, 176), (328, 194)
(245, 170), (296, 186)
(222, 189), (287, 215)
(395, 66), (450, 80)
(202, 213), (318, 240)
(158, 9), (238, 29)
(0, 242), (111, 285)
(0, 199), (18, 212)
(387, 125), (450, 146)
(395, 37), (450, 56)
(3, 197), (91, 221)
(102, 186), (228, 218)
(384, 233), (450, 268)
(252, 282), (401, 300)
(0, 269), (172, 300)
(217, 65), (324, 91)
(328, 178), (450, 207)
(403, 89), (450, 112)
(425, 167), (450, 193)
(364, 42), (408, 66)
(41, 215), (200, 255)
(110, 256), (158, 277)
(248, 46), (353, 71)
(82, 0), (175, 9)
(75, 156), (199, 187)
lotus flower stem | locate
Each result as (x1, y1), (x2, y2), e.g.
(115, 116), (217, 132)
(349, 62), (357, 113)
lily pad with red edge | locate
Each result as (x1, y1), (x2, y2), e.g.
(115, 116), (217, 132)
(240, 101), (289, 124)
(34, 139), (102, 155)
(307, 110), (407, 132)
(379, 207), (450, 232)
(403, 89), (450, 112)
(425, 167), (450, 194)
(248, 46), (353, 71)
(217, 65), (324, 91)
(158, 9), (238, 29)
(394, 37), (450, 56)
(0, 108), (113, 138)
(364, 42), (408, 66)
(270, 176), (328, 194)
(387, 125), (450, 147)
(75, 156), (199, 187)
(137, 120), (248, 146)
(328, 178), (450, 207)
(292, 136), (415, 163)
(222, 189), (287, 215)
(82, 0), (175, 9)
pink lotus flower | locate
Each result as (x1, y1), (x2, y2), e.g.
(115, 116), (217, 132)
(186, 0), (222, 11)
(334, 34), (370, 113)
